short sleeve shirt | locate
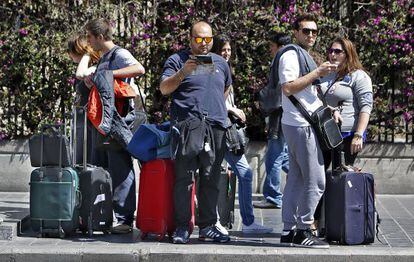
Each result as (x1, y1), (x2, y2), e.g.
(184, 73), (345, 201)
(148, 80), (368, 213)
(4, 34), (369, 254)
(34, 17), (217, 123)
(161, 49), (232, 128)
(96, 46), (139, 89)
(279, 50), (322, 127)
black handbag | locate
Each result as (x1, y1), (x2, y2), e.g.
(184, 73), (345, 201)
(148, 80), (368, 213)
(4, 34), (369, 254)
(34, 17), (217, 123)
(288, 83), (343, 151)
(131, 84), (148, 133)
(29, 124), (72, 167)
(225, 114), (248, 155)
(258, 83), (281, 116)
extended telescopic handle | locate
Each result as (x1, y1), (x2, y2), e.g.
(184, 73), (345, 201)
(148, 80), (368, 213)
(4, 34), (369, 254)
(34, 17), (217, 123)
(72, 105), (88, 170)
(82, 105), (87, 170)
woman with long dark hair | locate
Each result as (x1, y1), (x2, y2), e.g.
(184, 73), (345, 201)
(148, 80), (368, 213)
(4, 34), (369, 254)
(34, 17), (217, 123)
(321, 37), (373, 167)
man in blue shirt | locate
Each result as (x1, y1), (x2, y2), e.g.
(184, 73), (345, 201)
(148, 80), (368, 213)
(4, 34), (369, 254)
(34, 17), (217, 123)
(160, 21), (232, 244)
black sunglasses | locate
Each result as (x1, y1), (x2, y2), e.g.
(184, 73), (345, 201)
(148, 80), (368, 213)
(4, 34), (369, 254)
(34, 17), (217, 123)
(328, 48), (344, 55)
(301, 28), (318, 36)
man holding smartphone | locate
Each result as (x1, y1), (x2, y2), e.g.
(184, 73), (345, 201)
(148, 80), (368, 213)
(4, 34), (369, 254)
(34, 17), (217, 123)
(160, 21), (232, 244)
(277, 14), (336, 248)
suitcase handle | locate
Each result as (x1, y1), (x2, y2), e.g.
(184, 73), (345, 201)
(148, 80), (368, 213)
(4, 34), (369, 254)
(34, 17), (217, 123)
(349, 204), (363, 212)
(72, 105), (88, 170)
(75, 189), (82, 209)
(39, 123), (65, 179)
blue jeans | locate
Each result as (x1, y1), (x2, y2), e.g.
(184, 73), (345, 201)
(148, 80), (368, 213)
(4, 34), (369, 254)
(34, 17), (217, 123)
(224, 152), (254, 226)
(263, 134), (289, 207)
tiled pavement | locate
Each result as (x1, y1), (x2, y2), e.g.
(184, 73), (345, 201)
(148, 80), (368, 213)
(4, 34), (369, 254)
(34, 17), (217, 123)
(0, 192), (413, 261)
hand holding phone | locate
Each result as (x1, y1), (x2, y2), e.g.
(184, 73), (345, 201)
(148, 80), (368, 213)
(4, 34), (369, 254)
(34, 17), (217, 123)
(195, 55), (213, 64)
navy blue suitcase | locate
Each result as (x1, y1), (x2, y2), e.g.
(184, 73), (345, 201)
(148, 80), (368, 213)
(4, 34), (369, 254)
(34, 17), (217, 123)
(325, 169), (376, 245)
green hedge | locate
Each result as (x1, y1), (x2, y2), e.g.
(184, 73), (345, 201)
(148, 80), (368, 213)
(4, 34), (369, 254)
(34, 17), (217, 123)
(0, 0), (412, 141)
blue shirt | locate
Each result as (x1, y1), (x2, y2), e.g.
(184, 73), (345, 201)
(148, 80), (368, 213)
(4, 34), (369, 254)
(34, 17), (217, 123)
(161, 49), (232, 128)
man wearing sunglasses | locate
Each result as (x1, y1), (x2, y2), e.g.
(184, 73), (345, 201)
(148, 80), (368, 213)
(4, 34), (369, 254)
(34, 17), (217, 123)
(160, 21), (232, 244)
(275, 14), (337, 249)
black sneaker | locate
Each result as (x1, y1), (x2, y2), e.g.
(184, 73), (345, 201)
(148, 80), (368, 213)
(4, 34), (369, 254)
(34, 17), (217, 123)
(172, 227), (190, 244)
(198, 225), (230, 243)
(293, 229), (329, 249)
(280, 230), (295, 246)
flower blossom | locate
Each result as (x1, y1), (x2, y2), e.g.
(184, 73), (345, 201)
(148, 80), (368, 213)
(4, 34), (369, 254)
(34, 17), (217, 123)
(403, 111), (412, 122)
(372, 16), (382, 25)
(18, 28), (28, 36)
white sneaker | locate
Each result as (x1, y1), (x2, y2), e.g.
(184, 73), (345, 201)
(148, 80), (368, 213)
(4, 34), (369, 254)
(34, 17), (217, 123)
(215, 221), (229, 235)
(242, 222), (273, 234)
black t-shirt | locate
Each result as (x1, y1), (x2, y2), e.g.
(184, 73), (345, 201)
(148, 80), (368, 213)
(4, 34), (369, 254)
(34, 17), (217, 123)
(161, 49), (232, 128)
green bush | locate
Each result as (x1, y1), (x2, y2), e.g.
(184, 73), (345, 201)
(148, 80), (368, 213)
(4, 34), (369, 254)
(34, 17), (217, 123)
(0, 0), (412, 142)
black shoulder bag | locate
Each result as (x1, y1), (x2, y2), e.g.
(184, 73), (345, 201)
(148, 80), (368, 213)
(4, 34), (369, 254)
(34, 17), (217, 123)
(130, 84), (148, 134)
(288, 83), (343, 151)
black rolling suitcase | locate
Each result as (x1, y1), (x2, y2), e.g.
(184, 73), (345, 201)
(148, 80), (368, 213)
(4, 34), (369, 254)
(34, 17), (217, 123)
(74, 107), (113, 237)
(195, 164), (237, 229)
(325, 152), (377, 245)
(217, 165), (237, 229)
(29, 124), (80, 238)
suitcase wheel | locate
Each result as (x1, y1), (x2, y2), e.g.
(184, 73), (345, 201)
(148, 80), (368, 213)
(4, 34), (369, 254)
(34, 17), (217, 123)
(58, 229), (65, 239)
(87, 216), (93, 237)
(157, 234), (165, 241)
(140, 232), (147, 240)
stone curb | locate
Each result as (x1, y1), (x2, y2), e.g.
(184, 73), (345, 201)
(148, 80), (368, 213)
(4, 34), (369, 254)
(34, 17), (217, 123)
(1, 246), (414, 262)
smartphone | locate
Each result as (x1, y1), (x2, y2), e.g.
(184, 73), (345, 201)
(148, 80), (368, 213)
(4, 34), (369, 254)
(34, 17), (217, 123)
(195, 55), (213, 64)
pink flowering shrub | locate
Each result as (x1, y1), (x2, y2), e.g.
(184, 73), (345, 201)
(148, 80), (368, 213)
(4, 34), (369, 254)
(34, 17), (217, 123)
(0, 0), (412, 142)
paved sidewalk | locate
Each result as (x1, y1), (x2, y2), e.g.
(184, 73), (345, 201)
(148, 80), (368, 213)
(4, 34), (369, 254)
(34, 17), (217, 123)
(0, 192), (413, 261)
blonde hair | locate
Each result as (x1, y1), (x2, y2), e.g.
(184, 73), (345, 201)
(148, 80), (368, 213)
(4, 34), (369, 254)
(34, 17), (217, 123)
(66, 34), (100, 64)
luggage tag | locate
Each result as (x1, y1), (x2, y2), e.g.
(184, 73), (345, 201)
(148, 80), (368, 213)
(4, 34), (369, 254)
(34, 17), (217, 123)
(204, 142), (211, 152)
(94, 193), (106, 205)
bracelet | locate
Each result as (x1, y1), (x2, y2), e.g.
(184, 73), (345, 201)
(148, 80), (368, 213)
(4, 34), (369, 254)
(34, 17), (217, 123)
(354, 131), (363, 139)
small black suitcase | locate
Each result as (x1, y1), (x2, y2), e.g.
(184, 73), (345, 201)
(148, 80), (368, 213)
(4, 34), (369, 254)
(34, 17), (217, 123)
(29, 124), (72, 168)
(325, 153), (376, 245)
(217, 166), (237, 229)
(78, 165), (113, 236)
(74, 107), (113, 237)
(195, 165), (237, 229)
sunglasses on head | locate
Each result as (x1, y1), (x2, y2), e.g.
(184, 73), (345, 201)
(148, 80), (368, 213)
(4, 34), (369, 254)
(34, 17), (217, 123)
(193, 36), (213, 44)
(328, 48), (344, 55)
(301, 28), (318, 36)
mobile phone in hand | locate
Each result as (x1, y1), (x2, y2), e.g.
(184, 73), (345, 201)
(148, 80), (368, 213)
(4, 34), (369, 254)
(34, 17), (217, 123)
(195, 55), (213, 64)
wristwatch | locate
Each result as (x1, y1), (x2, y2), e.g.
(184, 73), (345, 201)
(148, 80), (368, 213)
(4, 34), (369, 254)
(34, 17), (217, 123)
(354, 131), (363, 139)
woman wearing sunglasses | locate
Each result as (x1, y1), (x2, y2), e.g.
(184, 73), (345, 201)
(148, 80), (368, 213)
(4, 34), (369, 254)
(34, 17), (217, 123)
(211, 34), (273, 234)
(320, 37), (373, 167)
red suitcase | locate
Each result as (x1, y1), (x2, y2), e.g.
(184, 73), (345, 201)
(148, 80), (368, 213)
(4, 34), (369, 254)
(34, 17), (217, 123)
(136, 159), (195, 241)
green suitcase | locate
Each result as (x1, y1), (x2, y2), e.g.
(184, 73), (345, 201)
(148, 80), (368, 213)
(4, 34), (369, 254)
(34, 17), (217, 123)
(30, 166), (80, 238)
